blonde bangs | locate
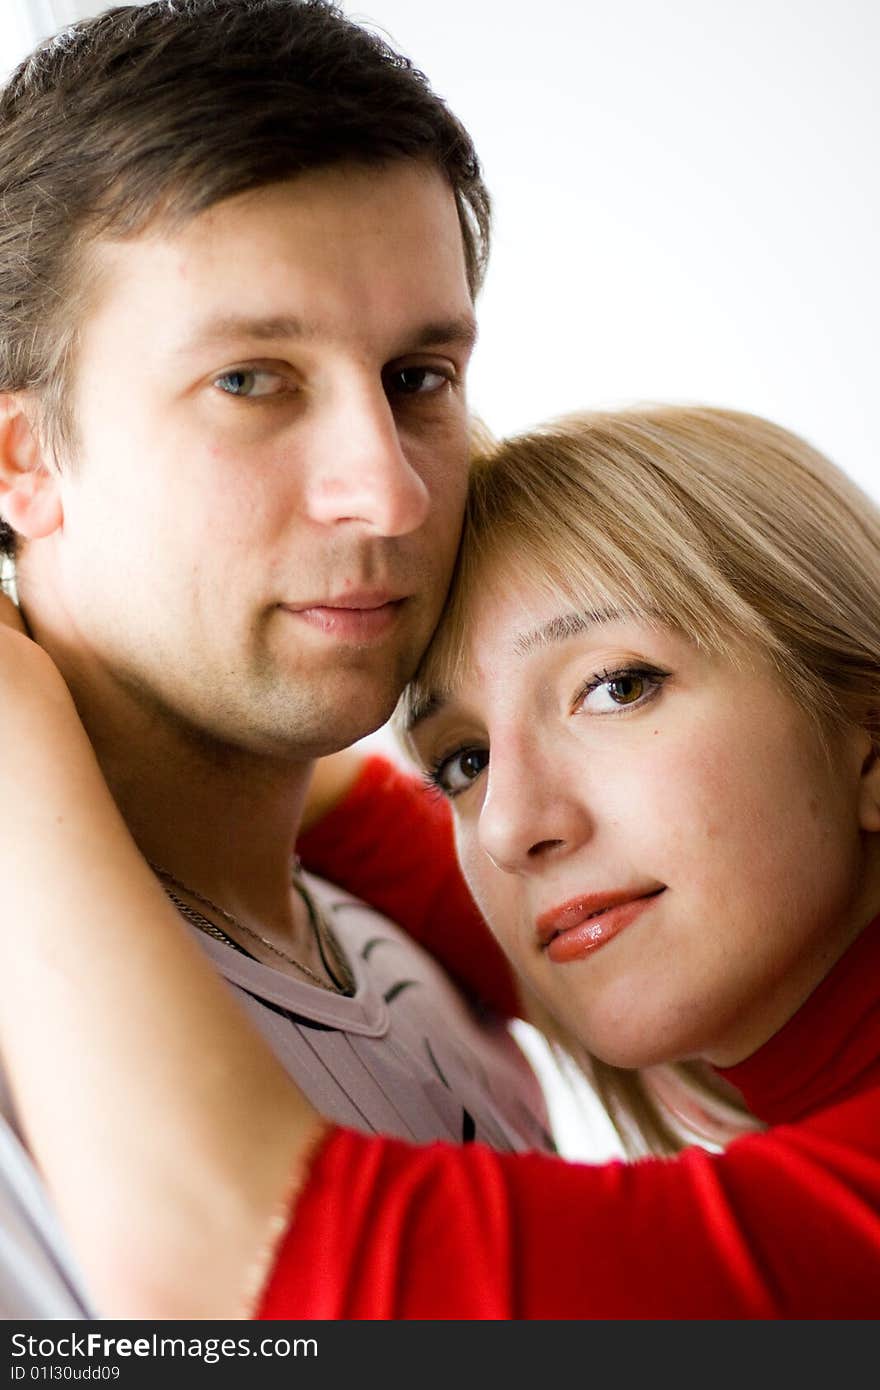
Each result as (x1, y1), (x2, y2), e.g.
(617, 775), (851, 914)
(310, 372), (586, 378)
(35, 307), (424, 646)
(405, 410), (779, 719)
(402, 405), (880, 739)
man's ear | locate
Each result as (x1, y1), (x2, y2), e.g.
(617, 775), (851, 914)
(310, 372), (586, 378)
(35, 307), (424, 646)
(857, 718), (880, 833)
(0, 394), (63, 539)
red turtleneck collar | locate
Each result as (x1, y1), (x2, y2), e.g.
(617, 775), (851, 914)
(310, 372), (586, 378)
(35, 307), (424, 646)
(718, 913), (880, 1125)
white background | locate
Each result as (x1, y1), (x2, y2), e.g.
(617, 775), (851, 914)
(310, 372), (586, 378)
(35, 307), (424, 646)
(3, 0), (878, 1157)
(343, 0), (880, 500)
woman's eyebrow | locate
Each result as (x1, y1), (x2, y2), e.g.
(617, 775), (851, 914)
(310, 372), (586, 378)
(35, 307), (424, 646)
(512, 607), (621, 657)
(404, 692), (447, 734)
(405, 608), (624, 733)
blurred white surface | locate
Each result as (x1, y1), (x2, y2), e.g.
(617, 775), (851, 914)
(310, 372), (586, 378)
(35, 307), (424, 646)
(11, 0), (107, 47)
(338, 0), (879, 499)
(510, 1022), (625, 1161)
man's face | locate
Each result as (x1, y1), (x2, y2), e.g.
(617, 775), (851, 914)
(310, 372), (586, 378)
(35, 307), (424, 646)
(37, 162), (475, 757)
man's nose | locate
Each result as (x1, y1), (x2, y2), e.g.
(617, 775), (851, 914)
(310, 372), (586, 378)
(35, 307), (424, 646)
(303, 383), (430, 536)
(477, 741), (595, 875)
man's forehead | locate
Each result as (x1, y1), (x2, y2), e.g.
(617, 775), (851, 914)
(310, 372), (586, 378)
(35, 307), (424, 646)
(82, 167), (475, 350)
(96, 162), (464, 263)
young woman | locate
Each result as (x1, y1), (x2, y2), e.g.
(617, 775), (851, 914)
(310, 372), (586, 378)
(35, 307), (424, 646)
(1, 405), (879, 1318)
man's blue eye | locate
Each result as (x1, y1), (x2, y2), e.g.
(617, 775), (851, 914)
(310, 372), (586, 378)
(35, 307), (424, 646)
(214, 370), (282, 398)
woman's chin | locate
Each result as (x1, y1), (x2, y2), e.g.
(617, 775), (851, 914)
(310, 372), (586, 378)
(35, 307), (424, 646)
(569, 1002), (708, 1071)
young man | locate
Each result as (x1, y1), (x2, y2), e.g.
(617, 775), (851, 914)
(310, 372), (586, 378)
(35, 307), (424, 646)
(0, 0), (547, 1317)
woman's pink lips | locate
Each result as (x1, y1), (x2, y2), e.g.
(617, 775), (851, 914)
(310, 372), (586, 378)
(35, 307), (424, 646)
(537, 888), (665, 964)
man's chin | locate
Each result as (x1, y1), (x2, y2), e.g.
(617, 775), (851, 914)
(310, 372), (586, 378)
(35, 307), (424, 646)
(294, 700), (401, 759)
(246, 675), (405, 758)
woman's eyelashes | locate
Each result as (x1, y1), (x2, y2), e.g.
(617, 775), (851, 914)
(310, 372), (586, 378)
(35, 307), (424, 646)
(423, 744), (488, 799)
(572, 664), (669, 716)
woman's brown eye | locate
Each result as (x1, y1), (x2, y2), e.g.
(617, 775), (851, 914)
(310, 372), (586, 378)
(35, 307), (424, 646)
(578, 666), (666, 716)
(608, 674), (645, 705)
(460, 750), (487, 779)
(431, 745), (489, 797)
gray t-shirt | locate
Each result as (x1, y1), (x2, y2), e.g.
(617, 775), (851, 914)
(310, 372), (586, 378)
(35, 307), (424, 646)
(0, 1071), (94, 1318)
(0, 874), (551, 1319)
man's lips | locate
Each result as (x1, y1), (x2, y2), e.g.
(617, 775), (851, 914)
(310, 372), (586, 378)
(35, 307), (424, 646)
(536, 887), (666, 964)
(282, 589), (407, 612)
(279, 592), (407, 640)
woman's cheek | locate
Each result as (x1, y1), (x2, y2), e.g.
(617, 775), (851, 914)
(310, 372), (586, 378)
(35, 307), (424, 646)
(455, 823), (515, 942)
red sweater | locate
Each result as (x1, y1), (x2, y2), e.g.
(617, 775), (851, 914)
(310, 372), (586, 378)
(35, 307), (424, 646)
(262, 756), (880, 1318)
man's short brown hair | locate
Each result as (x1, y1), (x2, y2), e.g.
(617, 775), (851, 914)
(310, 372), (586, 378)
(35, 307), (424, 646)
(0, 0), (490, 555)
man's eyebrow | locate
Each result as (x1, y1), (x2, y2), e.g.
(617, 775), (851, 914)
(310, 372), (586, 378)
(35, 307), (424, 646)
(405, 608), (622, 733)
(175, 313), (478, 356)
(171, 315), (312, 355)
(175, 314), (315, 355)
(407, 315), (478, 353)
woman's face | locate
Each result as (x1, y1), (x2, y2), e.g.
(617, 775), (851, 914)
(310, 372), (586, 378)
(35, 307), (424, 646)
(410, 578), (880, 1068)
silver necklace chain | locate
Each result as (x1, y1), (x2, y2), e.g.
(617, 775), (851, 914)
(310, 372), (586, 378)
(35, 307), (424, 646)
(148, 859), (354, 996)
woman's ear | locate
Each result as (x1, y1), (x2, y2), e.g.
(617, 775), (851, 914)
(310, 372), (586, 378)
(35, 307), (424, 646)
(0, 395), (63, 540)
(857, 717), (880, 833)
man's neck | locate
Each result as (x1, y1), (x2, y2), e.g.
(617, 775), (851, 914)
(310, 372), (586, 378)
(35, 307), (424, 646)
(97, 710), (313, 939)
(25, 604), (316, 939)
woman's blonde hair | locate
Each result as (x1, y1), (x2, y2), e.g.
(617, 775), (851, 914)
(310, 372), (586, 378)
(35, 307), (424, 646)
(399, 404), (880, 1156)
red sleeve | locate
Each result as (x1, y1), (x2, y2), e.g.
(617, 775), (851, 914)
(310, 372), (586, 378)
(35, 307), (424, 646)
(256, 1087), (880, 1319)
(296, 754), (520, 1019)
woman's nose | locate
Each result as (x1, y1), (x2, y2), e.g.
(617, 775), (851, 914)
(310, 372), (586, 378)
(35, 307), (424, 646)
(477, 744), (595, 875)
